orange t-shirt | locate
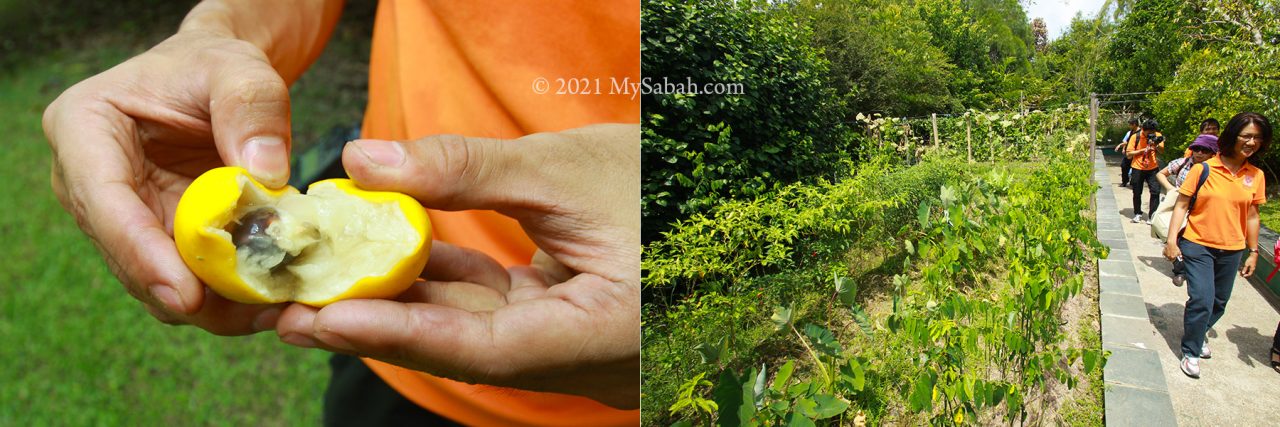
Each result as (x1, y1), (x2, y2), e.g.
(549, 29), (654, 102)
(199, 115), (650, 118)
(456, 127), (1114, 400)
(1127, 131), (1163, 171)
(358, 1), (639, 425)
(1178, 157), (1266, 250)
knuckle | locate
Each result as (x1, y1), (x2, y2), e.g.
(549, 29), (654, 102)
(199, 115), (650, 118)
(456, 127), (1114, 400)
(432, 134), (487, 187)
(225, 75), (289, 106)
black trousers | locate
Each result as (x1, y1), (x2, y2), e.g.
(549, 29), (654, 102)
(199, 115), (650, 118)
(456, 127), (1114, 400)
(1119, 156), (1132, 185)
(1273, 321), (1280, 354)
(324, 354), (463, 426)
(1131, 168), (1160, 217)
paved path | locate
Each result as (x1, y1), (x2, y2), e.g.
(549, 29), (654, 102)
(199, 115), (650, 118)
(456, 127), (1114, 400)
(1095, 149), (1280, 426)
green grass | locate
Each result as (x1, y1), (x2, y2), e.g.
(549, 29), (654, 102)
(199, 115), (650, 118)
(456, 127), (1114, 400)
(0, 1), (374, 424)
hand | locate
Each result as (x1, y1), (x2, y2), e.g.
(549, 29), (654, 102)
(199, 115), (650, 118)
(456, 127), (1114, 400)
(42, 30), (294, 335)
(1241, 252), (1258, 277)
(1163, 241), (1181, 262)
(275, 124), (641, 409)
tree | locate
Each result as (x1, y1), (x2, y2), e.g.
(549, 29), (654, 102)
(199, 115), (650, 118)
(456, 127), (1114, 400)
(1153, 0), (1280, 166)
(914, 0), (1036, 109)
(791, 0), (958, 116)
(1031, 18), (1049, 52)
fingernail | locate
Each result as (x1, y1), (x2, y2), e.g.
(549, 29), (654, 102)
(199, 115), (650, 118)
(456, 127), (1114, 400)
(315, 331), (355, 352)
(252, 307), (283, 332)
(353, 139), (405, 167)
(281, 333), (317, 348)
(149, 284), (184, 313)
(243, 136), (289, 186)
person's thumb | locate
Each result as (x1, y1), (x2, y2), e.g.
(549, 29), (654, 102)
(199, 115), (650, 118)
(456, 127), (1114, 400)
(342, 135), (540, 212)
(208, 63), (292, 188)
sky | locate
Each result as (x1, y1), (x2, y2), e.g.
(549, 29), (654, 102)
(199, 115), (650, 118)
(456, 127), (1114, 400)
(1023, 0), (1109, 40)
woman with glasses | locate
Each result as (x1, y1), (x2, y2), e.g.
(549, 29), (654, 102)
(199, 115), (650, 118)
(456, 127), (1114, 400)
(1154, 134), (1219, 286)
(1164, 112), (1270, 378)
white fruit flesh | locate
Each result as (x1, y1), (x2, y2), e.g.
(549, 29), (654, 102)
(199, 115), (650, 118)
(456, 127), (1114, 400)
(207, 177), (419, 302)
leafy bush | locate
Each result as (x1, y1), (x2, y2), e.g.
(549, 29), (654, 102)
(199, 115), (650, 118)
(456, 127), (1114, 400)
(1152, 2), (1280, 168)
(641, 0), (854, 243)
(643, 115), (1101, 425)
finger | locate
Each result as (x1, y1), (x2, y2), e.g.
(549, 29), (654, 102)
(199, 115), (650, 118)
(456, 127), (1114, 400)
(308, 274), (639, 407)
(395, 281), (506, 312)
(506, 266), (550, 304)
(206, 50), (292, 187)
(421, 241), (510, 292)
(341, 134), (547, 211)
(531, 249), (575, 284)
(276, 302), (322, 348)
(152, 289), (286, 336)
(44, 98), (205, 315)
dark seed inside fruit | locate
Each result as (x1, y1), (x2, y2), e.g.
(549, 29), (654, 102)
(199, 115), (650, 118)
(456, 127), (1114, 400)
(231, 208), (295, 271)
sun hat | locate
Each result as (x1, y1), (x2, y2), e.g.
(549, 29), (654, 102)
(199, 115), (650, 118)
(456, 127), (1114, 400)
(1189, 134), (1219, 153)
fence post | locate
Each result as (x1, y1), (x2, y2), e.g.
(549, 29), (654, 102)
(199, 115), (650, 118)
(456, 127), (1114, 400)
(931, 113), (940, 148)
(966, 116), (973, 163)
(1090, 93), (1098, 166)
(1089, 93), (1099, 213)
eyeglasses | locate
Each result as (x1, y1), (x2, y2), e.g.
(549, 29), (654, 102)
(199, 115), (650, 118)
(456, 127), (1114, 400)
(1238, 134), (1264, 142)
(1190, 147), (1215, 154)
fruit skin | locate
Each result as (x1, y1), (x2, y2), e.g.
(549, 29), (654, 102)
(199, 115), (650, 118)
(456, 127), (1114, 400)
(174, 167), (431, 307)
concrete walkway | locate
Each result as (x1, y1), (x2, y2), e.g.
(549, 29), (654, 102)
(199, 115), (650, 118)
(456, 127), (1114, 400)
(1095, 149), (1280, 425)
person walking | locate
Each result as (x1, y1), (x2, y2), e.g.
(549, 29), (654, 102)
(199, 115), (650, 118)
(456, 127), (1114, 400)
(1163, 112), (1270, 378)
(1116, 117), (1140, 187)
(1153, 134), (1218, 285)
(1180, 118), (1221, 158)
(1272, 321), (1280, 374)
(1128, 119), (1165, 223)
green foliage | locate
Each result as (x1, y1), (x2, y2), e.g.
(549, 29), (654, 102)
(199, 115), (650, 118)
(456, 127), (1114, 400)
(792, 0), (958, 116)
(1102, 0), (1198, 98)
(915, 0), (1035, 108)
(641, 0), (854, 242)
(1030, 17), (1114, 107)
(1152, 1), (1280, 166)
(646, 111), (1105, 424)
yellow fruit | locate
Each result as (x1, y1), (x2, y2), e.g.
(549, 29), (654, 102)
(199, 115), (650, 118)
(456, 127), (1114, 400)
(174, 167), (431, 307)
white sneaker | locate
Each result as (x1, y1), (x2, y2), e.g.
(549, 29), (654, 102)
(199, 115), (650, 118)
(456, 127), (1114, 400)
(1201, 344), (1211, 359)
(1132, 214), (1143, 223)
(1181, 355), (1201, 378)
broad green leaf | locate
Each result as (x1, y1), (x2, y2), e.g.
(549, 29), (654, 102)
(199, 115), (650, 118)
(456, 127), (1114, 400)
(752, 363), (768, 409)
(793, 397), (819, 419)
(713, 370), (746, 426)
(785, 411), (817, 427)
(771, 360), (795, 394)
(940, 185), (958, 207)
(1083, 350), (1101, 373)
(850, 305), (873, 335)
(695, 335), (729, 365)
(908, 372), (936, 412)
(669, 421), (694, 427)
(811, 394), (850, 419)
(835, 276), (858, 306)
(843, 359), (866, 391)
(917, 201), (931, 228)
(802, 323), (842, 356)
(788, 381), (814, 398)
(739, 368), (758, 423)
(770, 304), (794, 332)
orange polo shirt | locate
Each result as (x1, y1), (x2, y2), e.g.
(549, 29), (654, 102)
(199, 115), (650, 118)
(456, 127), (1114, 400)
(1127, 131), (1164, 171)
(359, 1), (639, 425)
(1179, 157), (1266, 250)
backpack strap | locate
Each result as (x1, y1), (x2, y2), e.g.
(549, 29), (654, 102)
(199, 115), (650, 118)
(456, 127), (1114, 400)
(1187, 162), (1210, 213)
